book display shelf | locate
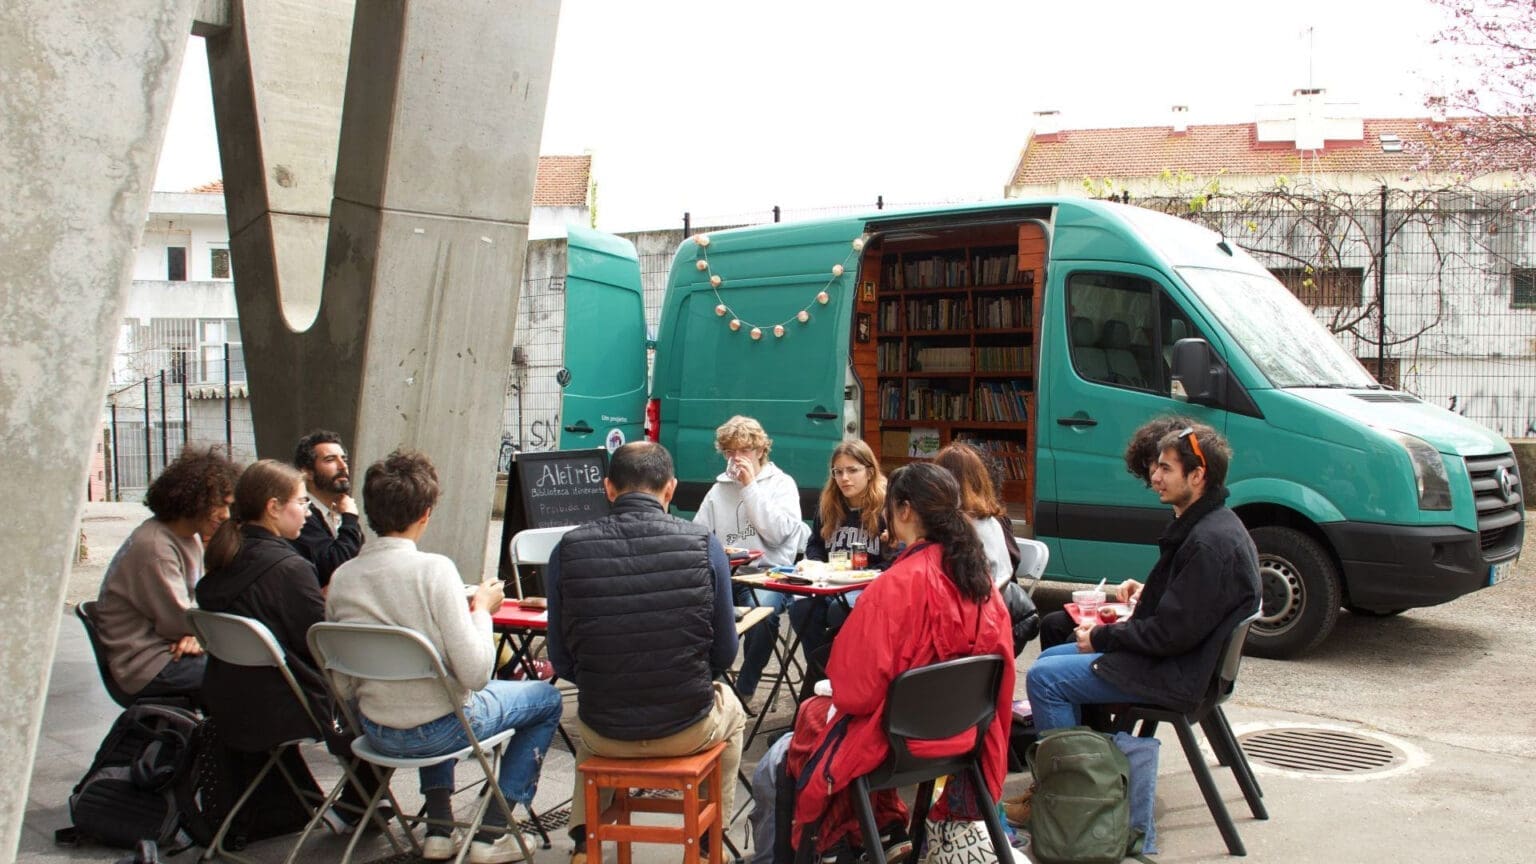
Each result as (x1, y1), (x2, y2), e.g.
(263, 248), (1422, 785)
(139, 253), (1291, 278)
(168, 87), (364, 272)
(852, 223), (1047, 514)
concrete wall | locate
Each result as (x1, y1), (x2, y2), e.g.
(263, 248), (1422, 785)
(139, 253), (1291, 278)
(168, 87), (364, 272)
(0, 0), (199, 856)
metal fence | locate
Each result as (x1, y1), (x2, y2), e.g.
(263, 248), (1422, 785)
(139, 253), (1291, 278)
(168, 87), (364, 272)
(103, 344), (257, 500)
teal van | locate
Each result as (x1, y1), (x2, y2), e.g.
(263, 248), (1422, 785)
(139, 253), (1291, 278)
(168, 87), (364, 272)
(558, 200), (1524, 658)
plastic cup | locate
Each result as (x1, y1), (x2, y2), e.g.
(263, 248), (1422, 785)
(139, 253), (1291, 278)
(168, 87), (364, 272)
(1072, 589), (1106, 623)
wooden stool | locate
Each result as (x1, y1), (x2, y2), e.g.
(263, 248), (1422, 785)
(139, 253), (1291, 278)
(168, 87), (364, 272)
(581, 741), (728, 864)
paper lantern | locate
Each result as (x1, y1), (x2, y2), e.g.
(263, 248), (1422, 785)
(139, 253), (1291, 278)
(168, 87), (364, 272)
(832, 264), (844, 277)
(695, 259), (709, 271)
(773, 325), (785, 338)
(817, 291), (829, 304)
(852, 237), (865, 251)
(715, 304), (727, 316)
(696, 234), (710, 247)
(750, 327), (763, 340)
(710, 275), (722, 287)
(797, 310), (810, 323)
(729, 318), (741, 331)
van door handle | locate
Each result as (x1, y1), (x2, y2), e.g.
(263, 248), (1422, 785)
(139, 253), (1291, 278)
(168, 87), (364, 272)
(1056, 417), (1098, 427)
(806, 410), (837, 420)
(564, 420), (593, 434)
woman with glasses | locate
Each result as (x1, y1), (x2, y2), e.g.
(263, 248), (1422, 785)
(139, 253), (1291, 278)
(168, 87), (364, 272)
(790, 440), (891, 686)
(197, 460), (380, 839)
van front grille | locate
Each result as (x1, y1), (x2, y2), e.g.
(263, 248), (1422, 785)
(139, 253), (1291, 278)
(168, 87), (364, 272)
(1465, 454), (1524, 559)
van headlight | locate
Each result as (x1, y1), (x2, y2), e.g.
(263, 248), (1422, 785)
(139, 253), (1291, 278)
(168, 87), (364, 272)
(1386, 431), (1452, 510)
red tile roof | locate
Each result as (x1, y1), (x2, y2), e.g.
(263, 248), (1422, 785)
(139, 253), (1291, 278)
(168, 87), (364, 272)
(1009, 119), (1453, 187)
(184, 155), (591, 206)
(532, 154), (591, 206)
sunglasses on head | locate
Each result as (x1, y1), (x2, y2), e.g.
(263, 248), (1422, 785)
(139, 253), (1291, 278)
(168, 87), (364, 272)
(1177, 427), (1207, 471)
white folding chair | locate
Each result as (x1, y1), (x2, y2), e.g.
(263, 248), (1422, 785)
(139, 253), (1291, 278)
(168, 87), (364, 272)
(508, 525), (576, 599)
(1014, 537), (1050, 598)
(307, 621), (535, 864)
(185, 609), (400, 864)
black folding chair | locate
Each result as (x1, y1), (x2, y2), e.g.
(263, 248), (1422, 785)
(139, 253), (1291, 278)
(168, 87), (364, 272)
(797, 654), (1011, 864)
(1110, 608), (1268, 856)
(76, 601), (193, 711)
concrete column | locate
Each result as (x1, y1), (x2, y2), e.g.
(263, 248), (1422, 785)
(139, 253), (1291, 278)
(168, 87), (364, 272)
(218, 0), (561, 577)
(0, 0), (197, 858)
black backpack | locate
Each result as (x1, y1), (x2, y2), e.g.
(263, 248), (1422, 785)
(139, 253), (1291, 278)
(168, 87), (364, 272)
(56, 704), (215, 853)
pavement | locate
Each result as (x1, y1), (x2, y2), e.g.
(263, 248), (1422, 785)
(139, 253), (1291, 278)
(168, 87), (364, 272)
(17, 502), (1536, 863)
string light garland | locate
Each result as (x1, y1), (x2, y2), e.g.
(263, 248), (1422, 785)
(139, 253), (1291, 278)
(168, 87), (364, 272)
(692, 232), (868, 339)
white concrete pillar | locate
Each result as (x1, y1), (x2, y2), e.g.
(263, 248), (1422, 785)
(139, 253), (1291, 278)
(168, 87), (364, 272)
(215, 0), (561, 578)
(0, 0), (198, 858)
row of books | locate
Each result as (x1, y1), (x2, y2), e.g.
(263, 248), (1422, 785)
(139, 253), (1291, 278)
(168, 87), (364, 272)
(878, 251), (1035, 290)
(876, 299), (1032, 332)
(954, 434), (1029, 481)
(975, 295), (1031, 329)
(973, 381), (1030, 423)
(911, 346), (971, 372)
(905, 381), (970, 421)
(976, 346), (1033, 372)
(877, 342), (904, 373)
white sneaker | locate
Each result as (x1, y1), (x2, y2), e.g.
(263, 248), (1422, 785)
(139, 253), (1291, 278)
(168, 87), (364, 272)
(467, 831), (537, 863)
(421, 833), (459, 861)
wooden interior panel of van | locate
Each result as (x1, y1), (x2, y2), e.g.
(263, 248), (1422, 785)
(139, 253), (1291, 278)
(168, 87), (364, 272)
(859, 221), (1047, 525)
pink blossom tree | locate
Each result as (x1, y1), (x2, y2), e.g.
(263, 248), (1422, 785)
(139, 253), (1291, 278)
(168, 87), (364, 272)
(1422, 0), (1536, 178)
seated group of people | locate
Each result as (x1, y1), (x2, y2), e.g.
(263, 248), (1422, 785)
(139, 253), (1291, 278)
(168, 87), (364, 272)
(89, 411), (1259, 864)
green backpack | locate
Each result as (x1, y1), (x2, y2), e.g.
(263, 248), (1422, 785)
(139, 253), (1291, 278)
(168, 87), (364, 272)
(1025, 726), (1145, 864)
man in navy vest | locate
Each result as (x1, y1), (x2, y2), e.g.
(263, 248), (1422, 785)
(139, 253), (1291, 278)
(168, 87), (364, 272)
(546, 442), (744, 864)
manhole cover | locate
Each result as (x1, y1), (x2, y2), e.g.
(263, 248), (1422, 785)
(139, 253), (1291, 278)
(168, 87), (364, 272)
(1239, 727), (1405, 775)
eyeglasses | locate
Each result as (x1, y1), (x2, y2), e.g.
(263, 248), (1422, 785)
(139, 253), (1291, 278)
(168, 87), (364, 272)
(1177, 427), (1207, 471)
(831, 466), (866, 478)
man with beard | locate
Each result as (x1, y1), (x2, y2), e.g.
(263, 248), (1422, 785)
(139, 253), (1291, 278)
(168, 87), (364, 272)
(291, 429), (365, 587)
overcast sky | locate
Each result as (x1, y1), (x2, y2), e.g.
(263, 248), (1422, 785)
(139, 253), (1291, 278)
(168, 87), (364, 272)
(156, 0), (1455, 231)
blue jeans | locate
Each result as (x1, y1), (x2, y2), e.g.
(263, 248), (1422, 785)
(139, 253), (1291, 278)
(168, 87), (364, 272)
(1025, 643), (1137, 733)
(733, 586), (792, 695)
(360, 680), (563, 805)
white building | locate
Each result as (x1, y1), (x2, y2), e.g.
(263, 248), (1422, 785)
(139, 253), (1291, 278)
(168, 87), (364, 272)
(109, 156), (593, 496)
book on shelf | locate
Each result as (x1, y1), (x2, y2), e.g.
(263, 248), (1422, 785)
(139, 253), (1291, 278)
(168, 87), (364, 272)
(908, 427), (941, 458)
(972, 380), (1029, 423)
(955, 433), (1029, 481)
(881, 429), (911, 459)
(976, 346), (1032, 373)
(911, 346), (970, 372)
(906, 380), (969, 421)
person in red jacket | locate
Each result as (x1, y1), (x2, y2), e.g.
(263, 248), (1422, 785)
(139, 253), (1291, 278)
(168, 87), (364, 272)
(775, 461), (1015, 860)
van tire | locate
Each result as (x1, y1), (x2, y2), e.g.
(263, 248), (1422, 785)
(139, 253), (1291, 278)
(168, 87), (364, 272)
(1246, 526), (1341, 659)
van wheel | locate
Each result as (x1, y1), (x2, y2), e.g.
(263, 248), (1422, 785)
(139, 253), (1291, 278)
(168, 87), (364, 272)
(1246, 526), (1341, 660)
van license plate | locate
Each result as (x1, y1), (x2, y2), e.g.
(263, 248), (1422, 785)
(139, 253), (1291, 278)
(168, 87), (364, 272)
(1490, 561), (1514, 585)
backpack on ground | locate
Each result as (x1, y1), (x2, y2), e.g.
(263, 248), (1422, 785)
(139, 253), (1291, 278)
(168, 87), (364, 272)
(56, 703), (206, 853)
(1025, 726), (1144, 864)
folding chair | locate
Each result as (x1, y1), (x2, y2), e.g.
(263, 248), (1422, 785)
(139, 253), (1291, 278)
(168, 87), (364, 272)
(796, 654), (1012, 864)
(1110, 608), (1268, 856)
(76, 601), (193, 711)
(307, 621), (537, 864)
(185, 609), (400, 864)
(507, 525), (576, 600)
(1013, 537), (1049, 598)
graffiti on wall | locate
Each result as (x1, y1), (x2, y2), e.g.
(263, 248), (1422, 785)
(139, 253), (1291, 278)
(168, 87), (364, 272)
(496, 413), (562, 472)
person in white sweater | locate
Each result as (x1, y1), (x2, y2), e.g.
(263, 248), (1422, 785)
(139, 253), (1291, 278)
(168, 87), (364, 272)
(326, 450), (561, 864)
(693, 415), (810, 701)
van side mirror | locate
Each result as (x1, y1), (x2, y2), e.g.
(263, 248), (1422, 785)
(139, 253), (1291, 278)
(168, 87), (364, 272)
(1171, 338), (1224, 406)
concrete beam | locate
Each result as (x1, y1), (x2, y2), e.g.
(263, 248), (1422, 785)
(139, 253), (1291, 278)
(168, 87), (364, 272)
(221, 0), (560, 577)
(0, 0), (198, 857)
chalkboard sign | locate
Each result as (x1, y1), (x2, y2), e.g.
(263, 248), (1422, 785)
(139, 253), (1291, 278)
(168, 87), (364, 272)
(497, 449), (610, 584)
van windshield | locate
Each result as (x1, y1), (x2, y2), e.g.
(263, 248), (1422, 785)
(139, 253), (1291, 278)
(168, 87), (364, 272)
(1177, 266), (1379, 389)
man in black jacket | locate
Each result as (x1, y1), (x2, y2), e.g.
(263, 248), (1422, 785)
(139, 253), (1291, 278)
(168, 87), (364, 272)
(1026, 420), (1261, 732)
(290, 429), (364, 587)
(545, 442), (743, 864)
